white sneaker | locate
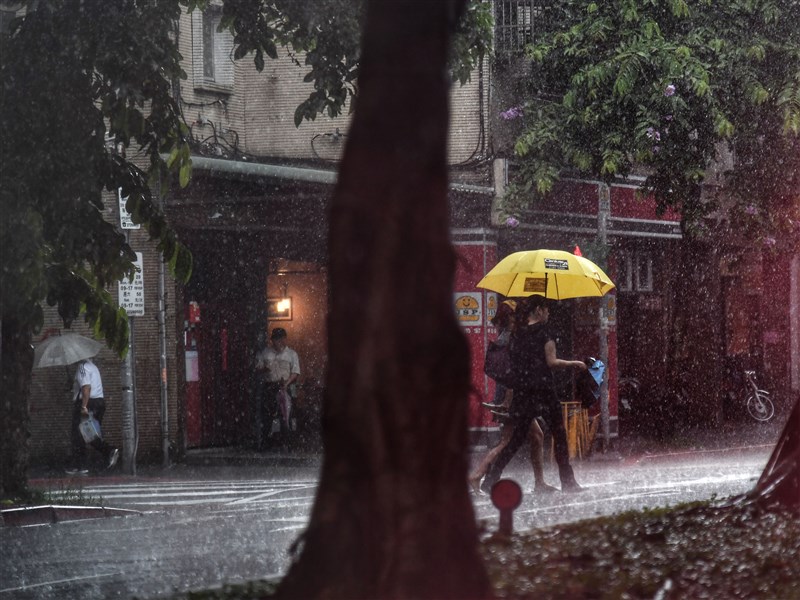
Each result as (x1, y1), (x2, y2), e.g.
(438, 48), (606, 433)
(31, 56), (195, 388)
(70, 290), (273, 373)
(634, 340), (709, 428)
(107, 448), (120, 469)
(65, 468), (89, 476)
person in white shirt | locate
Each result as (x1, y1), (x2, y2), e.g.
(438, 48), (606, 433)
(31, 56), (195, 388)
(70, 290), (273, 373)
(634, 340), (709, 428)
(254, 328), (301, 449)
(66, 358), (119, 475)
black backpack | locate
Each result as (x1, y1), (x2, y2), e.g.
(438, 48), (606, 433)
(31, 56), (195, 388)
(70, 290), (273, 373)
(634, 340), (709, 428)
(484, 340), (514, 387)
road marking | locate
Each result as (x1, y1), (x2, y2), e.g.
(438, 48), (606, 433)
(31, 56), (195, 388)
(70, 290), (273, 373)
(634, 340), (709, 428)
(0, 571), (123, 594)
(45, 479), (318, 508)
(227, 485), (317, 505)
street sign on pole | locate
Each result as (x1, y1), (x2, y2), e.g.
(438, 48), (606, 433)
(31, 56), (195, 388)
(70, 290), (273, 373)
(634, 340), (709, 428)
(119, 252), (144, 317)
(118, 188), (141, 230)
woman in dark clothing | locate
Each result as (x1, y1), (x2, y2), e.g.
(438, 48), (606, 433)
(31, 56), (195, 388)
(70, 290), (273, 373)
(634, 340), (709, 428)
(481, 295), (587, 493)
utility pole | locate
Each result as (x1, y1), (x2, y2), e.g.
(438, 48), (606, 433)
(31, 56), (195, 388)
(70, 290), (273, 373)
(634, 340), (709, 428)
(156, 182), (170, 468)
(598, 183), (611, 452)
(120, 318), (137, 475)
(158, 222), (170, 468)
(117, 187), (142, 476)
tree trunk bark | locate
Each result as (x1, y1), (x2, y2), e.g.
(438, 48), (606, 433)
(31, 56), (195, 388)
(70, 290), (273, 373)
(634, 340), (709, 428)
(748, 397), (799, 511)
(276, 1), (490, 598)
(0, 318), (33, 499)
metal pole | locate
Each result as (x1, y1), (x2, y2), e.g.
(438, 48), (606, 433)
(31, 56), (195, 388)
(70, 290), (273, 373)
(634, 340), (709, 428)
(120, 318), (136, 475)
(598, 183), (611, 452)
(157, 188), (170, 468)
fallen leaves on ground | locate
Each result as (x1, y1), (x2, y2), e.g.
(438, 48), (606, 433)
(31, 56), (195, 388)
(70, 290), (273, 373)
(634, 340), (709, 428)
(481, 499), (800, 599)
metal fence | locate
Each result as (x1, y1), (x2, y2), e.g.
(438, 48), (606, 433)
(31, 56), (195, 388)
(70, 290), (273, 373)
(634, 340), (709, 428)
(494, 0), (552, 55)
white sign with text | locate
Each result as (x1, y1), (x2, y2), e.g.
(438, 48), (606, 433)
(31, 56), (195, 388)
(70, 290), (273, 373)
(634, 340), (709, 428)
(119, 252), (145, 316)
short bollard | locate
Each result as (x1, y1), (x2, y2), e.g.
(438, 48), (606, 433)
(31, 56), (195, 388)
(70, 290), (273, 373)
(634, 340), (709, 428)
(490, 479), (523, 536)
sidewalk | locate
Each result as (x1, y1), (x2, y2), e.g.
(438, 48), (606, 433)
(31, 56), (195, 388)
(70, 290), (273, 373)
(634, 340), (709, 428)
(611, 413), (786, 461)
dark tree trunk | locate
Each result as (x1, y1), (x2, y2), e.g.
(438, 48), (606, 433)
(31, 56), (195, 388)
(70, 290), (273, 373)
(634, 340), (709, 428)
(276, 1), (490, 598)
(0, 318), (33, 499)
(667, 239), (724, 426)
(747, 397), (799, 511)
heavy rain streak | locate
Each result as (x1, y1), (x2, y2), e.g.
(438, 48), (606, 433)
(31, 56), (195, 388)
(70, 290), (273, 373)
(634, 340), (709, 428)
(1, 1), (798, 599)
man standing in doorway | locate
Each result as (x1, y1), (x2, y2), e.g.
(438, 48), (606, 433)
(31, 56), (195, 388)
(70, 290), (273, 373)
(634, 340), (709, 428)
(256, 327), (301, 449)
(66, 358), (119, 475)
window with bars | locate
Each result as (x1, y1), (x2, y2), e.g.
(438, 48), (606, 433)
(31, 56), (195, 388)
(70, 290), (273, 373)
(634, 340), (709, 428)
(494, 0), (550, 55)
(618, 251), (654, 293)
(192, 7), (234, 91)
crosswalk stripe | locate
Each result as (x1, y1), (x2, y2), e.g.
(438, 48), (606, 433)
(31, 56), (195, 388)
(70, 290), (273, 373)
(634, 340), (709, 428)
(46, 479), (320, 508)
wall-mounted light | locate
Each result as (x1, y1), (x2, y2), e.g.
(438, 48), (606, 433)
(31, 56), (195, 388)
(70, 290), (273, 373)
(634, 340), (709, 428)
(267, 280), (292, 320)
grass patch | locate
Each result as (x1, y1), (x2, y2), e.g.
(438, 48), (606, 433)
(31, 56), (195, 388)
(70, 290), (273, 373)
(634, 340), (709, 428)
(481, 499), (800, 599)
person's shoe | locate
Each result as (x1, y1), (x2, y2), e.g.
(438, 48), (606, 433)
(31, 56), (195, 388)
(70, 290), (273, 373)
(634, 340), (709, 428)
(468, 476), (484, 495)
(481, 402), (503, 411)
(480, 478), (495, 495)
(534, 483), (559, 494)
(65, 468), (89, 476)
(107, 448), (120, 469)
(561, 481), (583, 493)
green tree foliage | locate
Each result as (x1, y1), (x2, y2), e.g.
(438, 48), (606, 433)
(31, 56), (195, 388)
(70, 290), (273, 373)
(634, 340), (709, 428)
(502, 0), (800, 241)
(1, 0), (194, 353)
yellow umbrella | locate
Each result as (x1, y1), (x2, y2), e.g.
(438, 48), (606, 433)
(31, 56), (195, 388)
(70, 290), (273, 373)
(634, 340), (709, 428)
(476, 249), (615, 299)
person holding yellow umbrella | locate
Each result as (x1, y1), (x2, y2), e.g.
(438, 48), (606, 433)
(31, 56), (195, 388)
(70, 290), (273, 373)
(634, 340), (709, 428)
(476, 249), (615, 493)
(480, 294), (587, 493)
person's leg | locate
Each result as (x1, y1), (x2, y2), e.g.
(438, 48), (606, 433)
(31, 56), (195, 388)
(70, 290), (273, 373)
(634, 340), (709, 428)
(527, 418), (557, 492)
(481, 412), (533, 493)
(469, 422), (514, 492)
(540, 398), (580, 491)
(87, 398), (118, 467)
(277, 389), (290, 447)
(263, 383), (281, 447)
(69, 398), (87, 471)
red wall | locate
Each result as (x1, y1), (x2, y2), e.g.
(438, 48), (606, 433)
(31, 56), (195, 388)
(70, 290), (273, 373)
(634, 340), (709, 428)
(548, 180), (681, 222)
(453, 240), (497, 429)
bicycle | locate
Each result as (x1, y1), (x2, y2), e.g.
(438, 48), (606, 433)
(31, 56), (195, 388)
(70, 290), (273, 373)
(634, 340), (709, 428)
(742, 370), (775, 422)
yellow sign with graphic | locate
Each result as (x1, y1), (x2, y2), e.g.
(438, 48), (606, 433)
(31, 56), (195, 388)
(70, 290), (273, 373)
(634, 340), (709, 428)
(454, 293), (483, 326)
(485, 292), (498, 323)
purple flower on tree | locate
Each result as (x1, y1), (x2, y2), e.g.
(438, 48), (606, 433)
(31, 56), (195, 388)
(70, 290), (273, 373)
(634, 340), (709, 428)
(652, 145), (661, 153)
(763, 237), (777, 247)
(500, 106), (523, 120)
(745, 205), (758, 215)
(646, 127), (661, 141)
(505, 216), (520, 228)
(664, 84), (676, 97)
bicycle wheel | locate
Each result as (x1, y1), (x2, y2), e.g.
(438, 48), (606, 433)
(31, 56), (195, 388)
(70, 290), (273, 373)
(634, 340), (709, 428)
(746, 393), (775, 422)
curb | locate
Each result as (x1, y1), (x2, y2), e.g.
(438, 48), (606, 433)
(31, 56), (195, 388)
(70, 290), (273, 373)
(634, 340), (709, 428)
(0, 504), (143, 527)
(621, 443), (773, 466)
(183, 449), (322, 469)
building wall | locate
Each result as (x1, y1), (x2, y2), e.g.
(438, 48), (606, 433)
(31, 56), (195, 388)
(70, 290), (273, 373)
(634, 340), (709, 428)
(177, 8), (486, 165)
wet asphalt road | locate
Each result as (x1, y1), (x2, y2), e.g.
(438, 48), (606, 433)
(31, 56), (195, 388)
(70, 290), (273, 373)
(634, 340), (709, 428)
(0, 446), (773, 599)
